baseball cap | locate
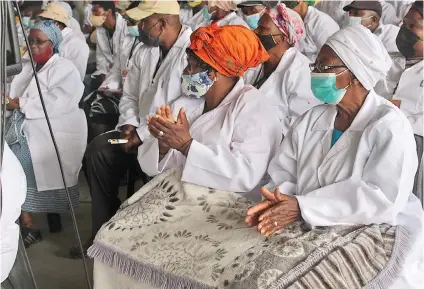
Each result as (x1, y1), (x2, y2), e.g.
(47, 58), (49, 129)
(116, 0), (132, 10)
(39, 3), (69, 26)
(126, 0), (180, 21)
(237, 1), (275, 8)
(343, 1), (383, 17)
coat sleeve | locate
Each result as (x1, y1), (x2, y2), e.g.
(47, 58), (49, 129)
(182, 98), (283, 192)
(296, 119), (418, 227)
(117, 56), (141, 129)
(65, 40), (89, 81)
(19, 62), (83, 119)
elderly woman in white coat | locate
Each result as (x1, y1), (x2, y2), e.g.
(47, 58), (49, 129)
(245, 3), (321, 136)
(186, 0), (249, 30)
(6, 21), (87, 247)
(246, 25), (424, 288)
(142, 24), (282, 199)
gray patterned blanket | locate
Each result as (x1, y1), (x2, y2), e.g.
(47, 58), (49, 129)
(88, 168), (413, 289)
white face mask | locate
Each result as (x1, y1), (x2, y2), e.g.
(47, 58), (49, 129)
(345, 15), (374, 27)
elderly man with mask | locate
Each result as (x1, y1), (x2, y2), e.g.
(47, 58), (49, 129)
(39, 3), (89, 81)
(246, 25), (424, 288)
(284, 0), (339, 61)
(344, 0), (405, 98)
(186, 0), (249, 30)
(236, 1), (274, 30)
(70, 0), (193, 259)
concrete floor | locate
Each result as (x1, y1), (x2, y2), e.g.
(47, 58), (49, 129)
(25, 174), (138, 289)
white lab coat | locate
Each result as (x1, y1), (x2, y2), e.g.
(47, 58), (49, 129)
(100, 29), (141, 90)
(93, 13), (126, 76)
(386, 0), (414, 22)
(9, 54), (87, 191)
(266, 90), (424, 288)
(298, 6), (340, 62)
(380, 0), (401, 25)
(0, 145), (26, 283)
(315, 0), (352, 27)
(187, 11), (249, 31)
(244, 47), (321, 136)
(373, 24), (405, 98)
(60, 27), (89, 81)
(138, 79), (283, 196)
(69, 17), (86, 41)
(84, 3), (92, 26)
(180, 7), (194, 25)
(118, 25), (193, 141)
(393, 61), (423, 137)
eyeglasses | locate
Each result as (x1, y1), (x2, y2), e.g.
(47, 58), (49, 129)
(28, 39), (50, 46)
(309, 62), (347, 72)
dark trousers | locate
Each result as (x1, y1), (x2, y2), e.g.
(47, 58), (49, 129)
(85, 131), (139, 237)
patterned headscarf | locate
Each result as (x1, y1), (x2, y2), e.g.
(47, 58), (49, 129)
(267, 3), (305, 45)
(207, 0), (238, 11)
(189, 24), (269, 77)
(32, 20), (63, 53)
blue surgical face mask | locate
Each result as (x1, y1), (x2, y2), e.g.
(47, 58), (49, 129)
(310, 71), (350, 104)
(22, 16), (34, 28)
(181, 71), (214, 99)
(127, 25), (139, 37)
(245, 10), (264, 30)
(202, 6), (215, 21)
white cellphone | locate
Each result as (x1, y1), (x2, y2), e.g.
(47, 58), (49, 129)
(108, 139), (128, 144)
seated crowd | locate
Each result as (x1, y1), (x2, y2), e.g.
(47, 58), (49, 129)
(2, 0), (424, 287)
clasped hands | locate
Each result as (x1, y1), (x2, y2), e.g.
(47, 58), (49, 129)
(147, 105), (193, 156)
(245, 187), (301, 237)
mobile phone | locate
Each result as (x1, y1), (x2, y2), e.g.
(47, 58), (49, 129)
(108, 139), (128, 144)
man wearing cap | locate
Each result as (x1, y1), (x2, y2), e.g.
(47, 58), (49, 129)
(237, 1), (275, 30)
(39, 3), (89, 81)
(70, 0), (193, 258)
(283, 0), (339, 62)
(344, 0), (405, 98)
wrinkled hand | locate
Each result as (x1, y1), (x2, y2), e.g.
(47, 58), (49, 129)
(6, 96), (20, 110)
(148, 108), (192, 152)
(245, 187), (301, 236)
(121, 124), (142, 152)
(156, 105), (175, 123)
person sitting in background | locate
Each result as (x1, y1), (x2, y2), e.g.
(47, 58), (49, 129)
(246, 3), (321, 136)
(6, 20), (87, 248)
(39, 3), (89, 81)
(88, 1), (127, 93)
(314, 0), (353, 27)
(343, 0), (405, 98)
(142, 24), (281, 198)
(184, 0), (206, 29)
(392, 0), (423, 198)
(188, 0), (249, 30)
(87, 0), (141, 142)
(56, 1), (86, 41)
(285, 0), (339, 62)
(16, 1), (44, 56)
(236, 1), (274, 30)
(70, 0), (192, 258)
(246, 25), (424, 287)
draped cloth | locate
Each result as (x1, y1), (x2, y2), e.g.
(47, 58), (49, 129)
(326, 25), (392, 90)
(267, 3), (305, 45)
(189, 24), (269, 77)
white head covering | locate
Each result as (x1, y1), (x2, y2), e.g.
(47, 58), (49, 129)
(326, 25), (392, 90)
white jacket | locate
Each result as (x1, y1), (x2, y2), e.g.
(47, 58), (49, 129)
(298, 6), (340, 62)
(373, 24), (405, 98)
(94, 13), (126, 76)
(244, 47), (321, 136)
(69, 17), (86, 41)
(180, 7), (194, 25)
(0, 145), (26, 283)
(187, 11), (249, 31)
(393, 61), (423, 137)
(118, 25), (193, 141)
(60, 27), (89, 81)
(9, 55), (87, 191)
(138, 79), (283, 196)
(100, 28), (141, 90)
(315, 0), (352, 27)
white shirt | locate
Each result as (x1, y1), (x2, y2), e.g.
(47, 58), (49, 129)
(298, 6), (340, 62)
(179, 7), (194, 25)
(93, 13), (126, 76)
(0, 145), (26, 283)
(118, 25), (193, 141)
(188, 11), (249, 31)
(60, 27), (90, 81)
(69, 17), (85, 41)
(393, 61), (423, 136)
(380, 0), (400, 25)
(244, 47), (321, 136)
(315, 0), (352, 27)
(373, 24), (405, 98)
(9, 55), (87, 191)
(138, 79), (283, 197)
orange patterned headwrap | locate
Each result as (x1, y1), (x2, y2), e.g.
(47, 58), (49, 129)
(189, 24), (270, 77)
